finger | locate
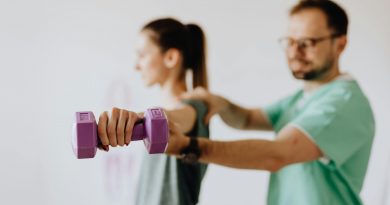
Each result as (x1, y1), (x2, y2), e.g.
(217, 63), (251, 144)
(168, 120), (175, 133)
(203, 107), (216, 124)
(116, 109), (128, 146)
(193, 87), (206, 95)
(179, 92), (191, 99)
(125, 111), (139, 145)
(98, 111), (110, 146)
(180, 87), (204, 100)
(168, 120), (175, 131)
(97, 146), (109, 152)
(108, 107), (119, 147)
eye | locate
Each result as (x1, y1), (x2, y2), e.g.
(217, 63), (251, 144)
(303, 39), (316, 47)
(278, 38), (295, 49)
(296, 39), (315, 49)
(286, 39), (295, 47)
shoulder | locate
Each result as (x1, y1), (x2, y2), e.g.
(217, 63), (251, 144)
(182, 99), (208, 114)
(304, 80), (375, 129)
(318, 80), (372, 109)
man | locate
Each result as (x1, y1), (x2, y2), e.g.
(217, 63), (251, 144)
(98, 1), (375, 204)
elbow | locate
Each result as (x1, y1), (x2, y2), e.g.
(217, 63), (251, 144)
(265, 156), (289, 173)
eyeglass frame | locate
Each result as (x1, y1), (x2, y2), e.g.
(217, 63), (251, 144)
(278, 33), (343, 51)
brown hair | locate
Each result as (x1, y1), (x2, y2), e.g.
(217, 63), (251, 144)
(290, 0), (349, 36)
(142, 18), (208, 90)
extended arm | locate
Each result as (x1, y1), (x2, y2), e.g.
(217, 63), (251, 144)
(218, 97), (273, 131)
(181, 87), (273, 131)
(97, 104), (199, 147)
(167, 124), (322, 172)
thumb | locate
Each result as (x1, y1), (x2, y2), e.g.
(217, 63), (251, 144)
(168, 120), (179, 134)
(205, 112), (214, 124)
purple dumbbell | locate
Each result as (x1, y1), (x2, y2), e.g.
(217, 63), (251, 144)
(72, 108), (168, 159)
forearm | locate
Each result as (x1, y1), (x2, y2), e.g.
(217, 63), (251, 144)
(167, 137), (284, 171)
(166, 125), (322, 171)
(218, 97), (251, 129)
(197, 138), (285, 172)
(218, 98), (273, 131)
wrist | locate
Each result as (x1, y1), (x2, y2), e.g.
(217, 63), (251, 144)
(197, 138), (209, 161)
(180, 137), (191, 153)
(180, 137), (201, 164)
(169, 136), (190, 156)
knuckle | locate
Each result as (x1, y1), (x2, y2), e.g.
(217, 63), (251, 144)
(99, 112), (107, 120)
(112, 107), (119, 115)
(119, 109), (127, 116)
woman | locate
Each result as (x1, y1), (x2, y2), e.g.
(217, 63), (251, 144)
(97, 18), (209, 205)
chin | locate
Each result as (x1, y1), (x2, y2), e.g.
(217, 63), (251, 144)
(144, 82), (153, 87)
(291, 69), (311, 79)
(144, 80), (158, 87)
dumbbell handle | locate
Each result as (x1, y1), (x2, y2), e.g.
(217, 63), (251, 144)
(77, 112), (147, 141)
(131, 121), (146, 141)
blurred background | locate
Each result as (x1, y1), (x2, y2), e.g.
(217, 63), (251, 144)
(1, 0), (389, 204)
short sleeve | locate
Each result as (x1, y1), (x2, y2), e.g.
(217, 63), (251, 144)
(264, 92), (302, 127)
(290, 88), (374, 168)
(181, 99), (209, 137)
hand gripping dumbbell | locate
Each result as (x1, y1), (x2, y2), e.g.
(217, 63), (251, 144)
(72, 108), (168, 159)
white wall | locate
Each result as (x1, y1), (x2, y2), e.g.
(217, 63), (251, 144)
(1, 0), (389, 204)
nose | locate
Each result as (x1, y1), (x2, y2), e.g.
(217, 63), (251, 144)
(134, 61), (140, 71)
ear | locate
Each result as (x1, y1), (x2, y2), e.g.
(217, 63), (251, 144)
(163, 48), (181, 69)
(336, 35), (347, 53)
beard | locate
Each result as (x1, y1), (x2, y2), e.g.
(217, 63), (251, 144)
(289, 57), (334, 81)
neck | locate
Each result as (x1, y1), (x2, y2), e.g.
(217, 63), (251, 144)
(303, 64), (341, 93)
(160, 77), (187, 109)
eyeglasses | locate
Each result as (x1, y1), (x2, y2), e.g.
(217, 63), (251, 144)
(278, 33), (341, 51)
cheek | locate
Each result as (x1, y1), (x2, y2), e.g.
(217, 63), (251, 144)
(140, 56), (165, 81)
(304, 49), (326, 65)
(312, 44), (334, 61)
